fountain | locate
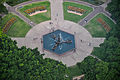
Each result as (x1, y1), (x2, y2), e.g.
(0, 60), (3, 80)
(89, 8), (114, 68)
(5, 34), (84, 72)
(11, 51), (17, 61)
(43, 29), (75, 54)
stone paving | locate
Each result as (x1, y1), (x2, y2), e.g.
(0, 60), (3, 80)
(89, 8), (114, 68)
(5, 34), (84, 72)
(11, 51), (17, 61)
(12, 20), (105, 67)
(10, 0), (107, 66)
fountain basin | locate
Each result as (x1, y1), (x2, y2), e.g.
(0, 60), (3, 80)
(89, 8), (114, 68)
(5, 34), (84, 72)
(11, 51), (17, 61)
(43, 29), (75, 55)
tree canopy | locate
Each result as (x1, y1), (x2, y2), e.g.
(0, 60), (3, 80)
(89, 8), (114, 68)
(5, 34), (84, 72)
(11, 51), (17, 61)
(0, 29), (70, 80)
(72, 0), (120, 80)
(0, 0), (8, 14)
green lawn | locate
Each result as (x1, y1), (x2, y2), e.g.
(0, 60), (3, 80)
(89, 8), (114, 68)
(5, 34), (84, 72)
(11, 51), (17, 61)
(91, 47), (103, 59)
(1, 13), (31, 37)
(63, 2), (93, 23)
(84, 13), (117, 37)
(19, 1), (51, 24)
(68, 65), (82, 79)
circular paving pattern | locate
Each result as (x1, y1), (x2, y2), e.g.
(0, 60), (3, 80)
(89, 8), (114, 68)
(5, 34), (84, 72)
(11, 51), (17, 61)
(11, 0), (106, 67)
(24, 20), (95, 66)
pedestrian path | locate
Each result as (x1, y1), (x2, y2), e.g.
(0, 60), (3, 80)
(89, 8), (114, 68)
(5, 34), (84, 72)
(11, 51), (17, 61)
(49, 0), (64, 25)
(11, 20), (105, 67)
(3, 2), (36, 27)
(64, 0), (113, 26)
(7, 0), (113, 66)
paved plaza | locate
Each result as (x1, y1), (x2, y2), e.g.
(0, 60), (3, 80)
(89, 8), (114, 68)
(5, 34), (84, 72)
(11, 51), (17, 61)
(12, 20), (105, 66)
(11, 0), (108, 66)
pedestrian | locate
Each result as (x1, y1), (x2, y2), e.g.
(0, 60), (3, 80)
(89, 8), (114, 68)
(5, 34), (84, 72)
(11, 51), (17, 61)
(81, 40), (82, 42)
(41, 38), (43, 43)
(85, 19), (87, 22)
(56, 13), (58, 16)
(49, 22), (53, 25)
(88, 43), (91, 46)
(73, 48), (76, 52)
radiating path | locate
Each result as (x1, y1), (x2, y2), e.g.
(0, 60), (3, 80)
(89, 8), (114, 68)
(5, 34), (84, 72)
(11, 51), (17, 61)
(49, 0), (64, 25)
(4, 2), (37, 27)
(13, 0), (46, 9)
(64, 0), (115, 26)
(6, 0), (114, 66)
(11, 20), (105, 67)
(3, 0), (115, 27)
(90, 54), (102, 61)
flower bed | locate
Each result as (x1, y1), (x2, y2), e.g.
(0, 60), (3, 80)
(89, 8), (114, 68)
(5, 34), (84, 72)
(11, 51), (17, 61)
(29, 10), (47, 16)
(67, 6), (86, 15)
(24, 6), (47, 16)
(3, 17), (17, 33)
(97, 18), (111, 32)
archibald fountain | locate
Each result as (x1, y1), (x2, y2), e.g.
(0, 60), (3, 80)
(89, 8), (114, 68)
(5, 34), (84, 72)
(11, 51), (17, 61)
(43, 30), (75, 55)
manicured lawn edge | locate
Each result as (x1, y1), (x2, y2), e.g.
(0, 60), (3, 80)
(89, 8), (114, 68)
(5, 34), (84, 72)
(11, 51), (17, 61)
(84, 13), (117, 37)
(18, 1), (51, 24)
(1, 13), (31, 37)
(63, 2), (93, 23)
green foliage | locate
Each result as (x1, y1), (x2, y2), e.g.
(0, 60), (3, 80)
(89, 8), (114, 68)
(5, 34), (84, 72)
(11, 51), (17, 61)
(0, 4), (8, 14)
(0, 0), (8, 14)
(95, 61), (109, 80)
(106, 0), (120, 23)
(91, 36), (120, 80)
(6, 0), (30, 6)
(106, 0), (120, 40)
(68, 65), (82, 79)
(85, 1), (120, 79)
(77, 56), (99, 80)
(0, 30), (70, 80)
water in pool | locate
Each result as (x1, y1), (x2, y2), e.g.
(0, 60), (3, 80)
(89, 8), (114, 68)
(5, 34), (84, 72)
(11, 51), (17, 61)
(43, 30), (75, 54)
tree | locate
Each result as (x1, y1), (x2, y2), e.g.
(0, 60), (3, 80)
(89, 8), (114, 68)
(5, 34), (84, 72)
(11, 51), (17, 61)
(0, 0), (8, 14)
(95, 61), (109, 80)
(0, 29), (70, 80)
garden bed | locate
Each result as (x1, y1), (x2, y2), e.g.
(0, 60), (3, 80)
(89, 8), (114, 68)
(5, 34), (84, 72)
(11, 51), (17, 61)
(84, 13), (116, 37)
(63, 2), (93, 23)
(19, 1), (51, 24)
(1, 13), (31, 37)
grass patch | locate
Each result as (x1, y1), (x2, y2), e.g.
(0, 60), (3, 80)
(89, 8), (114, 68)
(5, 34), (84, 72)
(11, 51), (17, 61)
(68, 65), (82, 79)
(91, 47), (105, 60)
(84, 13), (117, 37)
(19, 1), (51, 24)
(63, 2), (93, 23)
(6, 0), (30, 6)
(1, 13), (31, 37)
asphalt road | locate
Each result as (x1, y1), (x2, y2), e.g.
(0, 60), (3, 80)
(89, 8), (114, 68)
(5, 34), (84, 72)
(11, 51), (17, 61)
(64, 0), (113, 26)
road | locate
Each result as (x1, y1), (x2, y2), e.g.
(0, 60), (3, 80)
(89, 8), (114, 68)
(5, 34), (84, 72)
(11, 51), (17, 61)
(64, 0), (114, 26)
(4, 2), (37, 27)
(3, 0), (114, 27)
